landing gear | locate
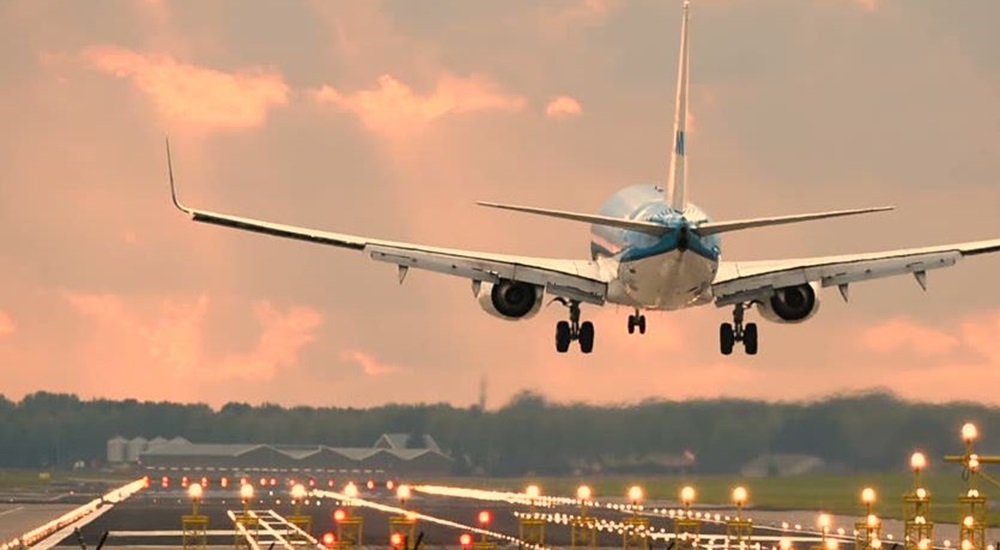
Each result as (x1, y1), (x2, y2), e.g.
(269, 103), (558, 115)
(554, 299), (595, 354)
(720, 303), (759, 355)
(627, 310), (646, 335)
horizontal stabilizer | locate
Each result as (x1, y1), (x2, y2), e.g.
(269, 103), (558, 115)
(477, 201), (668, 236)
(695, 206), (894, 236)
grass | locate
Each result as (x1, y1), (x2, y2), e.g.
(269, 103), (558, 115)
(424, 472), (997, 525)
(0, 468), (133, 489)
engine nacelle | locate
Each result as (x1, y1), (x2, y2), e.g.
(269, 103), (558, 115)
(476, 280), (544, 321)
(758, 282), (821, 324)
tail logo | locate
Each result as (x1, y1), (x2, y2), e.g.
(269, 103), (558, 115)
(675, 130), (686, 156)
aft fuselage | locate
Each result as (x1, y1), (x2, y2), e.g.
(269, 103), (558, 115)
(591, 184), (721, 310)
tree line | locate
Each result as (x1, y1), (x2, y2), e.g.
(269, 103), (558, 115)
(0, 390), (994, 475)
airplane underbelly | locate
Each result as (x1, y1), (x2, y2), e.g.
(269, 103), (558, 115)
(617, 251), (716, 310)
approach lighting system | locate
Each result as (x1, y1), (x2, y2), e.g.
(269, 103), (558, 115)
(240, 483), (254, 502)
(732, 486), (747, 506)
(818, 514), (832, 530)
(161, 476), (169, 488)
(576, 485), (592, 502)
(291, 483), (307, 501)
(220, 477), (230, 489)
(200, 476), (208, 488)
(188, 483), (203, 502)
(390, 532), (404, 548)
(344, 482), (359, 499)
(398, 484), (412, 505)
(460, 533), (473, 548)
(963, 423), (979, 443)
(910, 452), (927, 472)
(628, 485), (644, 504)
(181, 476), (190, 488)
(334, 509), (347, 522)
(681, 486), (696, 506)
(526, 484), (541, 500)
(478, 510), (493, 526)
(862, 488), (876, 504)
(367, 479), (375, 490)
(322, 533), (337, 548)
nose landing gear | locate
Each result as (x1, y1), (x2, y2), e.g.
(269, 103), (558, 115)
(553, 298), (594, 354)
(720, 303), (758, 355)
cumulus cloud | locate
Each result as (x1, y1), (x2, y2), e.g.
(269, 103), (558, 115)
(338, 349), (404, 376)
(310, 73), (526, 138)
(63, 292), (323, 381)
(0, 310), (15, 336)
(80, 45), (290, 132)
(545, 95), (583, 119)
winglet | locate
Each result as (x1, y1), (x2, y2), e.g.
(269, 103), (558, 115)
(165, 136), (190, 214)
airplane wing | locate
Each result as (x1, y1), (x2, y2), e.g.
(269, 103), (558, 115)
(712, 239), (1000, 306)
(165, 142), (609, 306)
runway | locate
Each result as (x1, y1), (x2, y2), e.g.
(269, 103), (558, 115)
(4, 480), (994, 550)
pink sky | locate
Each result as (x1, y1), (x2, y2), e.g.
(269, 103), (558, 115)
(2, 0), (1000, 408)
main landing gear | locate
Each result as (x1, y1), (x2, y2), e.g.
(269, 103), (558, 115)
(720, 303), (758, 356)
(554, 298), (594, 354)
(627, 309), (646, 335)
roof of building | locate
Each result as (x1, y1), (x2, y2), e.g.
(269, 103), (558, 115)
(373, 434), (442, 453)
(133, 436), (451, 464)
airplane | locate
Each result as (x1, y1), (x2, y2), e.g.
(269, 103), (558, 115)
(165, 1), (1000, 355)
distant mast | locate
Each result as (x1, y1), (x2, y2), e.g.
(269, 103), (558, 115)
(478, 374), (488, 412)
(665, 0), (691, 213)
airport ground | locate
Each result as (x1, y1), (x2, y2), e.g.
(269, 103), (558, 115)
(5, 474), (1000, 550)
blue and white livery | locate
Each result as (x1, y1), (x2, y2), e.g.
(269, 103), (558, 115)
(165, 1), (1000, 355)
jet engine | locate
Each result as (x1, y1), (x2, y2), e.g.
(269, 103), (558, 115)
(476, 279), (544, 320)
(758, 282), (821, 323)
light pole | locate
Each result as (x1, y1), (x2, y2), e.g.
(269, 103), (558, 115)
(676, 486), (700, 550)
(240, 483), (255, 514)
(727, 487), (751, 550)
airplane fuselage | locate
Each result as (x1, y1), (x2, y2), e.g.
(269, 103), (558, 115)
(591, 184), (721, 310)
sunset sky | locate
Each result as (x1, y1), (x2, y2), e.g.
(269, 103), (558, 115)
(2, 0), (1000, 408)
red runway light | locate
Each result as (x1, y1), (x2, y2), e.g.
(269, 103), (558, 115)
(260, 477), (268, 487)
(322, 532), (336, 547)
(390, 532), (404, 548)
(181, 476), (190, 488)
(478, 510), (492, 525)
(334, 509), (347, 522)
(366, 479), (375, 490)
(328, 479), (335, 487)
(200, 477), (208, 488)
(460, 533), (473, 547)
(269, 477), (277, 486)
(221, 477), (230, 488)
(161, 476), (169, 488)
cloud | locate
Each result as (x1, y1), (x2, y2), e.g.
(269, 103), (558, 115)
(63, 291), (323, 382)
(310, 73), (526, 139)
(545, 95), (583, 119)
(80, 45), (290, 133)
(861, 316), (960, 356)
(539, 0), (621, 34)
(338, 349), (404, 376)
(0, 310), (14, 336)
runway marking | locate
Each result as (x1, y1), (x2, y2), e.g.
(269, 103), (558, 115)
(313, 489), (549, 549)
(0, 507), (23, 518)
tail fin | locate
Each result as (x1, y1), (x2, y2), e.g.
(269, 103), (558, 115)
(665, 0), (691, 212)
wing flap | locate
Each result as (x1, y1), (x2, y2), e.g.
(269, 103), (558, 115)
(368, 244), (607, 305)
(711, 240), (1000, 307)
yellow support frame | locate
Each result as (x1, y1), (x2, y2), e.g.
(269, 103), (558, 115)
(182, 514), (209, 550)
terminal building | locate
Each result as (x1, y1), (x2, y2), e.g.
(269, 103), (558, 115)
(106, 433), (452, 476)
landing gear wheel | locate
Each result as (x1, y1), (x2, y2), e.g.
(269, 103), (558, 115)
(555, 321), (571, 353)
(743, 323), (758, 355)
(720, 323), (735, 355)
(553, 298), (595, 353)
(579, 321), (595, 354)
(627, 310), (646, 335)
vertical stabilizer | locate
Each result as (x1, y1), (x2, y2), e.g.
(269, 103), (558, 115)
(665, 0), (691, 212)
